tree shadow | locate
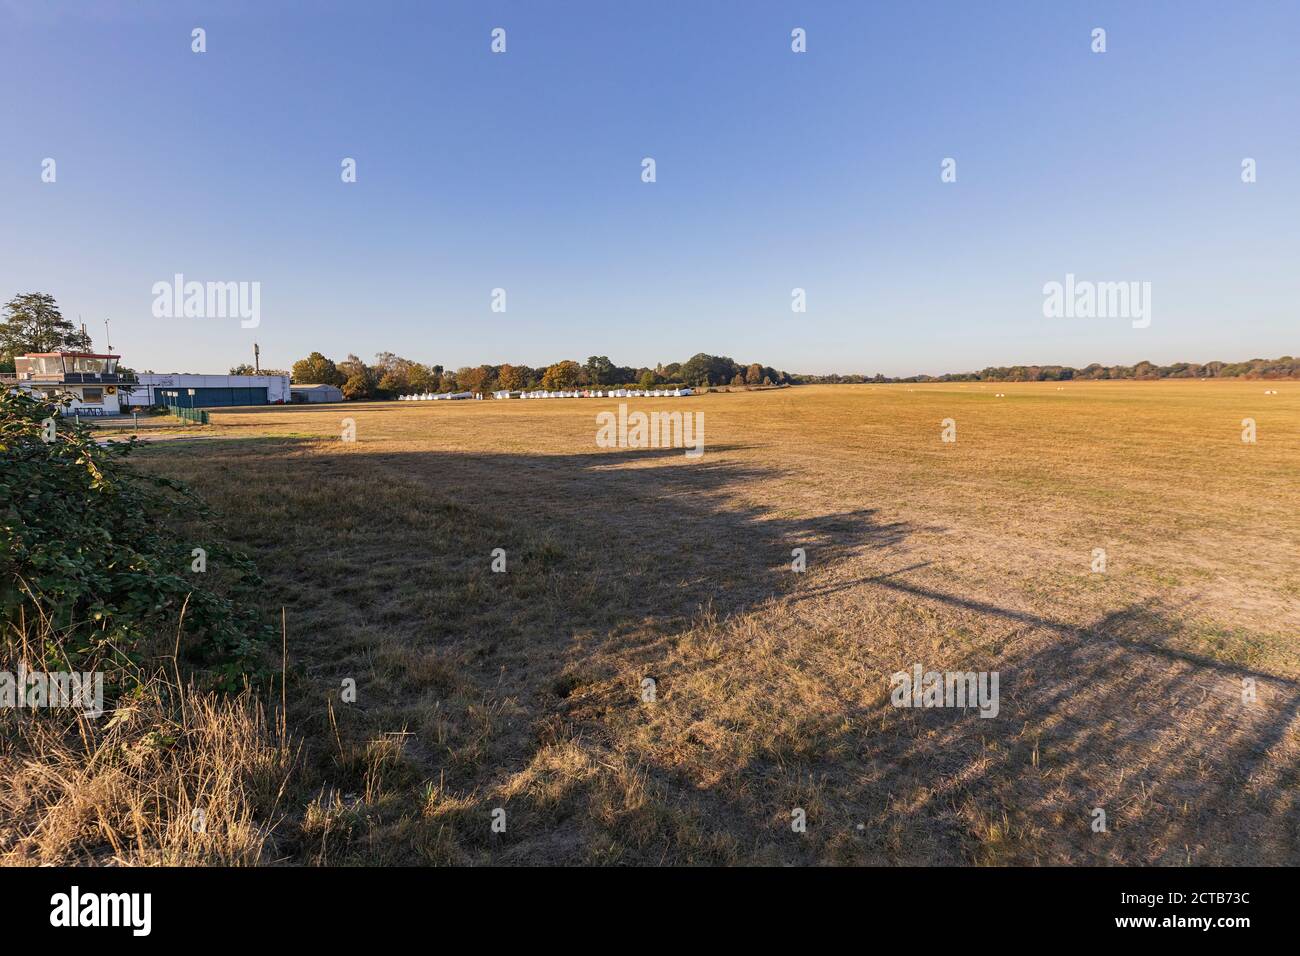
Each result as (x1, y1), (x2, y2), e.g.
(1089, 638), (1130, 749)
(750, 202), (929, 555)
(139, 436), (1297, 865)
(663, 571), (1300, 865)
(136, 435), (918, 859)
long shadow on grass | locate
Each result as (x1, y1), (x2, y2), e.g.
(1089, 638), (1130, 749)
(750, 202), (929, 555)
(657, 575), (1300, 866)
(137, 435), (917, 862)
(141, 436), (1300, 864)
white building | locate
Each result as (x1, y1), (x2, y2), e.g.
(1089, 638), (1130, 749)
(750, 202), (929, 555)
(136, 372), (292, 409)
(289, 383), (344, 403)
(5, 352), (292, 415)
(8, 352), (130, 414)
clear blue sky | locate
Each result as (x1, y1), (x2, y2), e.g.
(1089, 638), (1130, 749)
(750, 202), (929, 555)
(1, 1), (1295, 376)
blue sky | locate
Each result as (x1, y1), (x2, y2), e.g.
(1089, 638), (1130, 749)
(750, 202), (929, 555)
(1, 1), (1295, 376)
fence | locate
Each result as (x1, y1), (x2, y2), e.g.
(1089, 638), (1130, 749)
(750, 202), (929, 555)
(170, 406), (210, 425)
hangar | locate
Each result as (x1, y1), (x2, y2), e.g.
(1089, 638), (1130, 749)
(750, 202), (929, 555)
(135, 372), (292, 409)
(5, 352), (291, 414)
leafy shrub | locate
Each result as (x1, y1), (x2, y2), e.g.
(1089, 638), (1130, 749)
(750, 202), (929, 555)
(0, 388), (269, 687)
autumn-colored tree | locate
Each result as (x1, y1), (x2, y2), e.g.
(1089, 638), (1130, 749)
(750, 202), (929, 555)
(373, 352), (423, 392)
(337, 354), (371, 382)
(336, 354), (383, 396)
(341, 372), (372, 400)
(455, 365), (491, 393)
(291, 352), (345, 386)
(540, 360), (581, 390)
(497, 363), (526, 391)
(745, 363), (763, 385)
(407, 364), (436, 392)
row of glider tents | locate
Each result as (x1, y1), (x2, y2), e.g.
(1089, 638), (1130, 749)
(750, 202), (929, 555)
(398, 391), (478, 401)
(493, 388), (694, 399)
(398, 388), (695, 401)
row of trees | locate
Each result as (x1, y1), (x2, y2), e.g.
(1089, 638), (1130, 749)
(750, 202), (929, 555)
(286, 352), (794, 399)
(796, 357), (1300, 384)
(229, 363), (289, 377)
(0, 296), (792, 394)
(4, 293), (1293, 389)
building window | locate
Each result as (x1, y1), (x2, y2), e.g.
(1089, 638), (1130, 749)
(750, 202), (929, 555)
(80, 387), (104, 405)
(68, 356), (109, 374)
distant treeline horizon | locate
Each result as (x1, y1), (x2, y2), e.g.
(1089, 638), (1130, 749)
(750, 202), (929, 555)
(225, 352), (799, 399)
(245, 352), (1299, 398)
(797, 355), (1298, 384)
(3, 295), (1293, 390)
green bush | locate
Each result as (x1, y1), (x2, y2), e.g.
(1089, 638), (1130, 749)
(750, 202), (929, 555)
(0, 388), (269, 687)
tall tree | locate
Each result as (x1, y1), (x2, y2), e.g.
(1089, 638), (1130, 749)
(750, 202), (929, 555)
(1, 293), (93, 360)
(679, 353), (737, 387)
(584, 355), (616, 385)
(497, 363), (526, 391)
(455, 365), (493, 393)
(290, 351), (345, 385)
(341, 372), (372, 400)
(406, 364), (436, 392)
(540, 360), (581, 390)
(336, 354), (378, 396)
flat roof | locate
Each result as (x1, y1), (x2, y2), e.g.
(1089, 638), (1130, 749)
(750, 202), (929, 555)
(19, 352), (121, 359)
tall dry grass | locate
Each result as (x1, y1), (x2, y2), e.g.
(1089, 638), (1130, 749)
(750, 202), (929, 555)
(0, 614), (298, 866)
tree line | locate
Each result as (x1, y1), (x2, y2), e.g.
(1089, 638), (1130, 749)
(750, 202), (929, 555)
(795, 357), (1300, 384)
(286, 351), (1299, 399)
(282, 352), (794, 399)
(2, 293), (1293, 389)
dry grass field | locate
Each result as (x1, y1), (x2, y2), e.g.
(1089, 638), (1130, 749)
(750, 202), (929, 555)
(129, 380), (1299, 865)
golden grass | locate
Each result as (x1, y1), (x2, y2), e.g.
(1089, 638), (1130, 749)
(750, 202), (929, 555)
(0, 668), (297, 865)
(100, 380), (1300, 864)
